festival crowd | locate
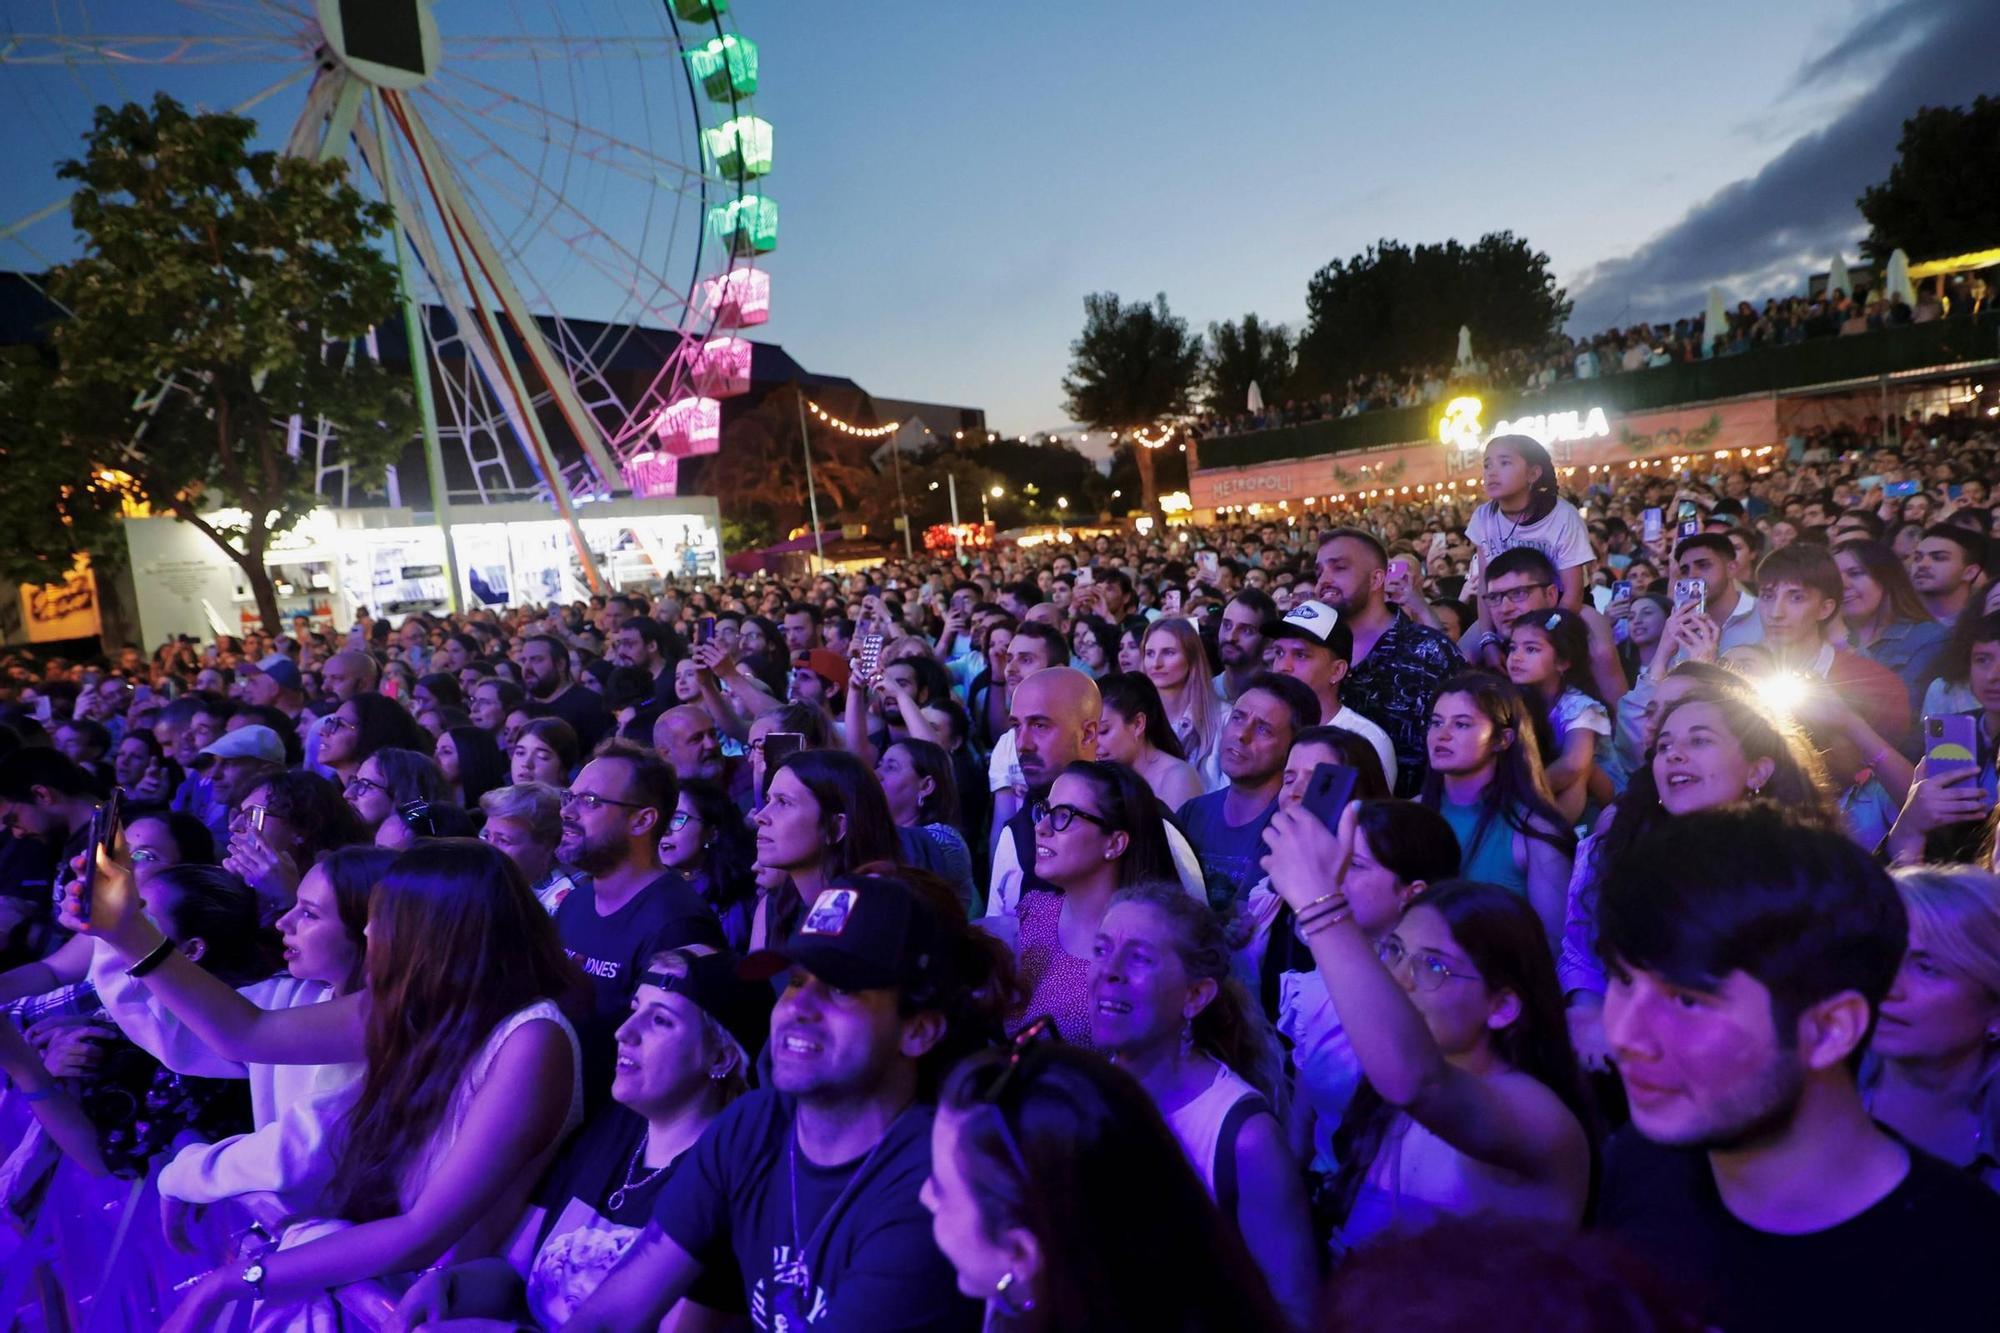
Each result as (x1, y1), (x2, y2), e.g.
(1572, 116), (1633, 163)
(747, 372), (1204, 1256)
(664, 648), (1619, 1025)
(3, 408), (2000, 1330)
(1198, 271), (1993, 439)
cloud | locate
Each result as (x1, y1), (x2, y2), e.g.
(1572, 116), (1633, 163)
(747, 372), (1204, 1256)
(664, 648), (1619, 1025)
(1567, 0), (2000, 331)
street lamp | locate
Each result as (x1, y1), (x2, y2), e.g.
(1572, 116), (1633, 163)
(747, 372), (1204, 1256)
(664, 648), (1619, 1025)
(1056, 495), (1069, 538)
(982, 484), (1002, 527)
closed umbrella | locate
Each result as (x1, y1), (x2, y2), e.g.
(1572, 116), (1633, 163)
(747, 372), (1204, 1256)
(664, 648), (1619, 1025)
(1702, 285), (1730, 358)
(1886, 248), (1916, 305)
(1247, 380), (1265, 413)
(1828, 252), (1852, 299)
(1456, 324), (1474, 370)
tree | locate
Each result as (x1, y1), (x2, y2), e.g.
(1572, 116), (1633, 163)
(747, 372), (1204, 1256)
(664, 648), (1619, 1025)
(1859, 96), (2000, 264)
(1292, 233), (1570, 395)
(0, 95), (416, 633)
(1206, 313), (1294, 415)
(1061, 292), (1203, 519)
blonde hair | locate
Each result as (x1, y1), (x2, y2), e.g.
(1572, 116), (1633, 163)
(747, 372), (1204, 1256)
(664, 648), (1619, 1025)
(478, 782), (564, 847)
(1141, 617), (1220, 772)
(1884, 866), (2000, 1148)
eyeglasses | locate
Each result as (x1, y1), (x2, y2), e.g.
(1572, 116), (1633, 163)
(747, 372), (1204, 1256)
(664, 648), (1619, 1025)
(1376, 936), (1484, 991)
(319, 715), (352, 733)
(1488, 583), (1554, 607)
(971, 1015), (1062, 1174)
(559, 788), (647, 813)
(130, 846), (162, 864)
(667, 810), (694, 832)
(346, 776), (384, 797)
(1030, 801), (1116, 834)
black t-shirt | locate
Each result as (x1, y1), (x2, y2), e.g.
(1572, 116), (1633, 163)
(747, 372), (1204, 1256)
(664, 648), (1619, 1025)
(651, 1090), (979, 1332)
(545, 682), (614, 753)
(1597, 1126), (2000, 1333)
(528, 1105), (741, 1324)
(556, 872), (725, 1106)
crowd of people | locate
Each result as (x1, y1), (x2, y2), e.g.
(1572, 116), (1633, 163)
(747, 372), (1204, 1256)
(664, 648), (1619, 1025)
(1197, 269), (1993, 439)
(5, 407), (2000, 1329)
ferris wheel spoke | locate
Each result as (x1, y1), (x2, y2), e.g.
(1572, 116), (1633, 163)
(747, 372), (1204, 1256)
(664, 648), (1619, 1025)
(0, 33), (309, 64)
(427, 66), (710, 192)
(168, 0), (312, 37)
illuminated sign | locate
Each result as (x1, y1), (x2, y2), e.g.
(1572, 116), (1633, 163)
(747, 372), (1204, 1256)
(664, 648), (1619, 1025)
(1493, 406), (1610, 444)
(1158, 491), (1193, 514)
(1437, 396), (1484, 451)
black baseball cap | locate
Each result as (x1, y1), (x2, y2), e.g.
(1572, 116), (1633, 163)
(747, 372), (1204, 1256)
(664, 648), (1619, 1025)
(740, 873), (950, 994)
(640, 950), (774, 1059)
(1263, 598), (1354, 661)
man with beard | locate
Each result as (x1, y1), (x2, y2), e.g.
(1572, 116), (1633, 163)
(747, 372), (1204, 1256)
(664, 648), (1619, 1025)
(1314, 529), (1463, 797)
(1213, 588), (1276, 703)
(568, 872), (992, 1332)
(1597, 806), (2000, 1333)
(554, 742), (725, 1107)
(521, 632), (613, 752)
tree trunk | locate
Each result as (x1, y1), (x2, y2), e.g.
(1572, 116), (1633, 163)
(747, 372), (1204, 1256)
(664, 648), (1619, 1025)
(1135, 443), (1161, 525)
(246, 561), (283, 638)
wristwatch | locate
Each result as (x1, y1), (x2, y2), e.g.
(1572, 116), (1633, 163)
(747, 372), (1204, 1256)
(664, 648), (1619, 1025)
(241, 1262), (267, 1297)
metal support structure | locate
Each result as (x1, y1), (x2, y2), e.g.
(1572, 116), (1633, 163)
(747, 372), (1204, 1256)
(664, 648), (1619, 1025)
(888, 430), (913, 558)
(794, 384), (826, 567)
(369, 87), (462, 611)
(947, 472), (962, 565)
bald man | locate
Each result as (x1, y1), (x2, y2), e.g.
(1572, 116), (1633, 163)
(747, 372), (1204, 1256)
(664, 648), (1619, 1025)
(983, 666), (1206, 926)
(318, 650), (379, 704)
(651, 704), (725, 786)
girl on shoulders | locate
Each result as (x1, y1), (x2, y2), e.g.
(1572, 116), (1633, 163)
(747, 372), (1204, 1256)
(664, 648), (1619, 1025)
(1466, 434), (1593, 609)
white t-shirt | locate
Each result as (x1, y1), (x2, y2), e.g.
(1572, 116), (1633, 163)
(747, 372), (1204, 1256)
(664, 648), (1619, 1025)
(1466, 498), (1593, 582)
(1329, 705), (1399, 790)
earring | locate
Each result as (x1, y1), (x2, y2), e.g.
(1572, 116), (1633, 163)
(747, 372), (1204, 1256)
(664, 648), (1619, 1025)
(994, 1271), (1035, 1316)
(1180, 1017), (1194, 1053)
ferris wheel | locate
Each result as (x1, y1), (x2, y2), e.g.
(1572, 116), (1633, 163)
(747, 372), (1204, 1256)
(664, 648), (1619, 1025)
(1, 0), (775, 589)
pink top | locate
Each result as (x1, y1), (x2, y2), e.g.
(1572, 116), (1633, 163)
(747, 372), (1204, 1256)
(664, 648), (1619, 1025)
(1010, 890), (1097, 1046)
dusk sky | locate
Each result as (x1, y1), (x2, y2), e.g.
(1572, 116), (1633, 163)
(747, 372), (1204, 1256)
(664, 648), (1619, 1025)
(5, 0), (1996, 440)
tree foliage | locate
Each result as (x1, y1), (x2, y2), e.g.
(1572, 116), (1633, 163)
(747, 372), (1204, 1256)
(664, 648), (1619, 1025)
(1859, 96), (2000, 264)
(0, 95), (415, 632)
(1293, 232), (1571, 393)
(1061, 292), (1203, 516)
(1206, 313), (1294, 414)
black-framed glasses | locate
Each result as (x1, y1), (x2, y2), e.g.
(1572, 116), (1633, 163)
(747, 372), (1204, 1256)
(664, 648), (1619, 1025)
(559, 788), (647, 813)
(319, 714), (352, 733)
(972, 1015), (1062, 1173)
(1376, 936), (1484, 991)
(1030, 801), (1115, 834)
(1488, 583), (1553, 607)
(666, 810), (694, 832)
(346, 776), (384, 797)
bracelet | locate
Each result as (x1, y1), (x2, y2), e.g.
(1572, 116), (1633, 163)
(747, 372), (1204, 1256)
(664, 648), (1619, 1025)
(1301, 891), (1344, 911)
(126, 938), (176, 979)
(19, 1084), (54, 1103)
(1300, 910), (1352, 939)
(1295, 898), (1350, 929)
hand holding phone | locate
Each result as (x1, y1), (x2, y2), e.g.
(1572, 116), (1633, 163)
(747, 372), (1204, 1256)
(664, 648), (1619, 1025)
(75, 791), (123, 926)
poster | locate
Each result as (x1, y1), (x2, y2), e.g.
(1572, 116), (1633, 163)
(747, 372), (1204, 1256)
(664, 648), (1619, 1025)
(19, 558), (102, 643)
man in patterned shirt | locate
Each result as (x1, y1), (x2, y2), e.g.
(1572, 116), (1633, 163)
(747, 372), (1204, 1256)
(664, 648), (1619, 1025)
(1312, 528), (1464, 796)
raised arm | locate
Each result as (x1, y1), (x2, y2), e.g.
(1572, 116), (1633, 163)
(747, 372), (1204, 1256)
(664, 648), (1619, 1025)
(62, 852), (365, 1068)
(1261, 805), (1581, 1182)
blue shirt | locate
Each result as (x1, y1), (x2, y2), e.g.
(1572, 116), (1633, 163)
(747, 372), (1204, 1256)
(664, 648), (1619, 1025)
(1176, 788), (1277, 910)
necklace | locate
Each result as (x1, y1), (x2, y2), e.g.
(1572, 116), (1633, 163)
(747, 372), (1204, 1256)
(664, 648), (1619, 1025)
(775, 1104), (913, 1301)
(607, 1136), (668, 1213)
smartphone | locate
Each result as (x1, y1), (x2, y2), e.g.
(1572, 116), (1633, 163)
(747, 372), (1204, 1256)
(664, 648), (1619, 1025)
(250, 804), (267, 835)
(1672, 578), (1707, 616)
(1196, 551), (1220, 583)
(1162, 588), (1183, 615)
(1074, 566), (1094, 588)
(1885, 480), (1921, 498)
(76, 789), (123, 925)
(1677, 500), (1698, 521)
(1677, 518), (1702, 540)
(1924, 714), (1980, 777)
(856, 633), (885, 681)
(1949, 485), (1966, 501)
(1388, 556), (1415, 586)
(1301, 763), (1359, 834)
(1430, 532), (1448, 558)
(1641, 508), (1663, 543)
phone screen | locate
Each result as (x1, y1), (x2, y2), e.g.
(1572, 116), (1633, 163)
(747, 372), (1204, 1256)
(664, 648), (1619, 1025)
(696, 616), (716, 646)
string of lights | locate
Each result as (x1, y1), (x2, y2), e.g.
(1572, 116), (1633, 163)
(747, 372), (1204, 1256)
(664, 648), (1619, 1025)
(807, 400), (901, 438)
(1130, 425), (1175, 449)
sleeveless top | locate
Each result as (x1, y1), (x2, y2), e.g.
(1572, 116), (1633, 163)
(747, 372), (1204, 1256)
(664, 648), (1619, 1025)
(1010, 890), (1096, 1046)
(1166, 1063), (1268, 1219)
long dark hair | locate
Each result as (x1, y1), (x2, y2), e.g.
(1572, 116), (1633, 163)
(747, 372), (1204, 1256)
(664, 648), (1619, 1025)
(1098, 672), (1187, 762)
(763, 749), (905, 941)
(156, 865), (283, 985)
(1052, 761), (1177, 889)
(442, 725), (509, 807)
(318, 845), (400, 995)
(1330, 880), (1593, 1227)
(675, 777), (758, 922)
(345, 692), (432, 761)
(889, 737), (961, 827)
(941, 1046), (1288, 1333)
(1833, 538), (1933, 626)
(325, 840), (583, 1222)
(1483, 434), (1561, 525)
(367, 747), (449, 809)
(1290, 724), (1390, 799)
(1417, 671), (1574, 860)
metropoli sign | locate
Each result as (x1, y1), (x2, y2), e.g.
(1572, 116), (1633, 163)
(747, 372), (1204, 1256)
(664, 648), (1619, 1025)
(1437, 395), (1611, 450)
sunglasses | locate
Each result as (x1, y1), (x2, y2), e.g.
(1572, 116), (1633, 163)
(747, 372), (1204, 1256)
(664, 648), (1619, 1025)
(968, 1015), (1061, 1173)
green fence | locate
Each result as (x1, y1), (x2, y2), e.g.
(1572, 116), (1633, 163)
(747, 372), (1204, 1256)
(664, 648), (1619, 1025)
(1199, 310), (2000, 471)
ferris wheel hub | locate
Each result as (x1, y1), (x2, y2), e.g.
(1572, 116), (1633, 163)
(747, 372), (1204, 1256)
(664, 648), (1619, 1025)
(314, 0), (440, 91)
